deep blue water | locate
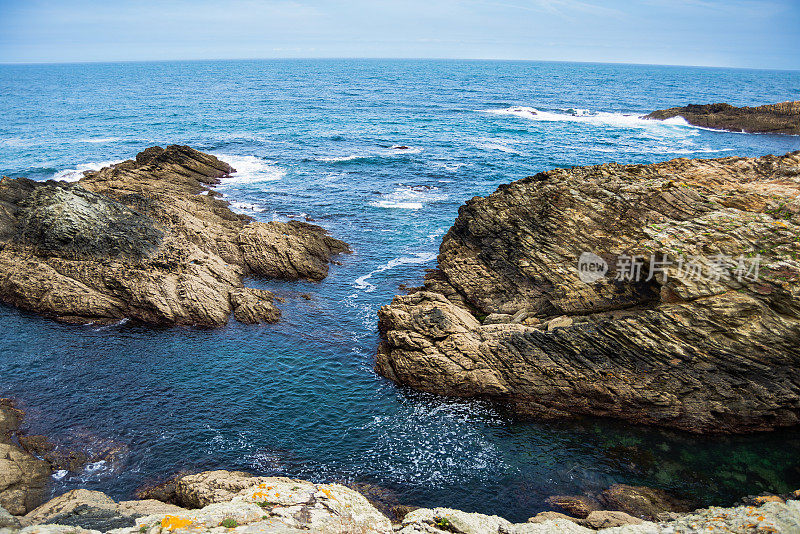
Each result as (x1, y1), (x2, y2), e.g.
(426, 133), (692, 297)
(1, 59), (800, 522)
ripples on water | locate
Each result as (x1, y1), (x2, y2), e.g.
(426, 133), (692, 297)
(1, 59), (799, 522)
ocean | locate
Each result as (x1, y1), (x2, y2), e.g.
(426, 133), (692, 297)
(1, 59), (799, 522)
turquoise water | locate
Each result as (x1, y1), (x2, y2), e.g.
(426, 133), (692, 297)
(1, 59), (800, 521)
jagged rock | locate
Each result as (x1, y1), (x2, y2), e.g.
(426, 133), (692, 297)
(0, 443), (51, 515)
(0, 146), (349, 326)
(17, 435), (88, 473)
(377, 152), (800, 433)
(544, 496), (600, 519)
(20, 490), (185, 531)
(579, 510), (643, 529)
(598, 485), (692, 521)
(0, 401), (22, 445)
(527, 511), (576, 523)
(645, 101), (800, 134)
(0, 505), (20, 529)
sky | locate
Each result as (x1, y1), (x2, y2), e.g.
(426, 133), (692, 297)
(0, 0), (798, 69)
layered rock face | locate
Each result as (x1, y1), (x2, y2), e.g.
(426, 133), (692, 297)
(645, 101), (800, 135)
(377, 151), (800, 433)
(0, 146), (349, 326)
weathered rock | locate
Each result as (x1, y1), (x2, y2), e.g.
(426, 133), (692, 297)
(0, 443), (51, 515)
(579, 510), (643, 529)
(17, 435), (88, 473)
(376, 151), (800, 433)
(527, 511), (576, 523)
(544, 496), (600, 519)
(0, 400), (22, 445)
(598, 484), (692, 520)
(0, 146), (349, 326)
(0, 504), (20, 529)
(645, 101), (800, 135)
(20, 490), (185, 531)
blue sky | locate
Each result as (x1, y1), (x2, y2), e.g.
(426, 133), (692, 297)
(0, 0), (797, 68)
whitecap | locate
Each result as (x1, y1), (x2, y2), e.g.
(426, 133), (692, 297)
(52, 470), (69, 480)
(77, 137), (121, 144)
(369, 185), (448, 210)
(229, 201), (266, 214)
(317, 146), (422, 163)
(213, 154), (286, 185)
(51, 160), (125, 182)
(482, 106), (702, 130)
(354, 252), (437, 292)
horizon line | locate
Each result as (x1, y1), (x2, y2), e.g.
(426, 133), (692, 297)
(1, 56), (798, 73)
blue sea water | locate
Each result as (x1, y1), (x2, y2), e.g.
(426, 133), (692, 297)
(1, 59), (800, 522)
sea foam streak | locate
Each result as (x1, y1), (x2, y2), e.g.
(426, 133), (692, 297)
(52, 160), (125, 182)
(354, 252), (437, 292)
(213, 154), (286, 185)
(370, 185), (448, 210)
(318, 146), (422, 163)
(483, 106), (693, 129)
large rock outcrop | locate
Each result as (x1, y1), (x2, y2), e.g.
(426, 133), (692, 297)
(0, 146), (349, 326)
(645, 101), (800, 135)
(0, 400), (51, 516)
(377, 151), (800, 433)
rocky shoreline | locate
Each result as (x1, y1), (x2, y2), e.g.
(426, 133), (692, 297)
(0, 146), (349, 327)
(376, 151), (800, 434)
(1, 469), (798, 533)
(645, 101), (800, 135)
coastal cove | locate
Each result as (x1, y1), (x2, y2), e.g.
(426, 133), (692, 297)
(2, 59), (800, 523)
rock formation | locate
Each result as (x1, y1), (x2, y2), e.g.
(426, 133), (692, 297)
(0, 400), (51, 516)
(0, 145), (349, 326)
(645, 101), (800, 135)
(4, 470), (800, 533)
(376, 151), (800, 433)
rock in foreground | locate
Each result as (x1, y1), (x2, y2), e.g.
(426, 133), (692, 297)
(377, 151), (800, 433)
(0, 146), (349, 326)
(0, 400), (50, 516)
(5, 471), (800, 534)
(645, 101), (800, 134)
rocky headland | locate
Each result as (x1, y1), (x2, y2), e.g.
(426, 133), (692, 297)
(376, 151), (800, 433)
(0, 146), (349, 326)
(0, 469), (798, 534)
(645, 101), (800, 135)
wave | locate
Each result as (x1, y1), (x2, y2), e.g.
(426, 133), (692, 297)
(354, 252), (437, 292)
(228, 200), (266, 214)
(482, 106), (695, 129)
(51, 160), (125, 182)
(369, 185), (448, 210)
(213, 154), (286, 185)
(78, 137), (121, 144)
(317, 146), (422, 163)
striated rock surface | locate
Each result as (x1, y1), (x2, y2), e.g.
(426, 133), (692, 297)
(0, 145), (349, 326)
(645, 101), (800, 135)
(376, 151), (800, 433)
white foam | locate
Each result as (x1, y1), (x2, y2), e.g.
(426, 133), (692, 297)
(354, 252), (437, 292)
(51, 160), (125, 182)
(213, 154), (286, 185)
(317, 146), (422, 163)
(78, 137), (121, 144)
(229, 200), (266, 214)
(369, 185), (448, 210)
(482, 106), (699, 130)
(476, 141), (524, 155)
(52, 470), (68, 480)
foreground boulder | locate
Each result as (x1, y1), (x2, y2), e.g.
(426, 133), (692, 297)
(377, 151), (800, 433)
(0, 400), (50, 516)
(645, 101), (800, 134)
(0, 146), (349, 326)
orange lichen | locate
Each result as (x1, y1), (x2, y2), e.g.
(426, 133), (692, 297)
(161, 515), (193, 531)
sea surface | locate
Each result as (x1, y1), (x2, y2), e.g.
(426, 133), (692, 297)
(1, 59), (799, 522)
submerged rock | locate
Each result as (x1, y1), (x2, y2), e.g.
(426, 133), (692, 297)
(0, 145), (349, 326)
(645, 101), (800, 134)
(376, 151), (800, 433)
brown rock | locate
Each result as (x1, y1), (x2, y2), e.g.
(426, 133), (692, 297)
(544, 495), (601, 518)
(598, 484), (692, 520)
(645, 101), (800, 135)
(376, 151), (800, 433)
(0, 442), (51, 515)
(0, 145), (349, 327)
(579, 510), (644, 529)
(0, 399), (23, 444)
(528, 511), (578, 523)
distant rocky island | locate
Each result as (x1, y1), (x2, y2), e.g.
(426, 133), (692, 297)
(377, 151), (800, 434)
(0, 146), (349, 326)
(646, 101), (800, 134)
